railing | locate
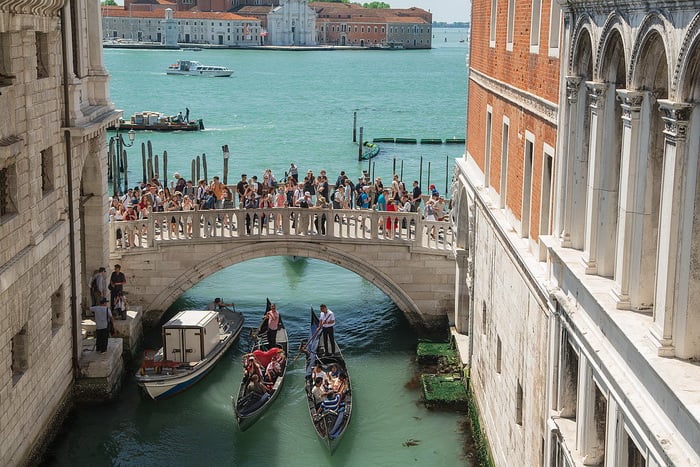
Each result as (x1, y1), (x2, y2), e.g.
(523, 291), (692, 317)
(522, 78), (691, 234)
(110, 207), (453, 253)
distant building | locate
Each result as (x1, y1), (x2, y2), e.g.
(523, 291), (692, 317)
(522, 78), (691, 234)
(267, 0), (316, 46)
(312, 2), (431, 48)
(102, 7), (261, 46)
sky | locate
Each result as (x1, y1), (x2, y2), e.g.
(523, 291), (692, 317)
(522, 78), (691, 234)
(113, 1), (470, 23)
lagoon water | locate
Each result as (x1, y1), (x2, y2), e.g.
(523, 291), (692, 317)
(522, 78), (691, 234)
(44, 29), (472, 466)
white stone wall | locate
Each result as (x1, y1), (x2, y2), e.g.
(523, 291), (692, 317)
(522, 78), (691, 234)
(0, 1), (116, 463)
(465, 182), (550, 467)
(268, 0), (317, 46)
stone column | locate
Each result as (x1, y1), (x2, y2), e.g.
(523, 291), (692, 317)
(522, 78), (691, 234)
(454, 248), (469, 333)
(612, 90), (646, 309)
(556, 76), (582, 248)
(582, 82), (609, 273)
(649, 101), (693, 357)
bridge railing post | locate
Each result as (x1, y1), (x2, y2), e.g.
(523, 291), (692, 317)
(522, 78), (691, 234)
(109, 215), (117, 251)
(148, 215), (156, 247)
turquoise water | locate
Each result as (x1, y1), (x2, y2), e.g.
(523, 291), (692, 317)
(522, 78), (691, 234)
(44, 32), (471, 466)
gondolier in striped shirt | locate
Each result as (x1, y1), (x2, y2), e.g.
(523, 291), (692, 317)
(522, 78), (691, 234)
(318, 304), (336, 355)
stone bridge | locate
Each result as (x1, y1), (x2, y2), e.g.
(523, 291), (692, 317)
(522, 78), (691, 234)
(109, 207), (457, 332)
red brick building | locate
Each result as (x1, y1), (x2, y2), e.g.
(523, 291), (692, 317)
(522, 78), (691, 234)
(467, 0), (560, 243)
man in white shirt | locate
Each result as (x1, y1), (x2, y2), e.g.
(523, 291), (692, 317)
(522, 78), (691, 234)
(318, 304), (336, 355)
(90, 297), (113, 353)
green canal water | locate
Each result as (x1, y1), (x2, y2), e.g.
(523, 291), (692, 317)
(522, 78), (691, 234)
(44, 29), (473, 466)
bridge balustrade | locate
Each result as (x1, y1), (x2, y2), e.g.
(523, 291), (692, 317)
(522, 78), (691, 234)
(109, 207), (453, 253)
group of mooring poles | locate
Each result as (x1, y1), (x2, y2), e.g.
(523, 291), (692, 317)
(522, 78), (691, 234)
(352, 111), (452, 195)
(107, 139), (234, 195)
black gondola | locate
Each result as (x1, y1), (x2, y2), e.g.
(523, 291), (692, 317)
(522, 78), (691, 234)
(302, 307), (353, 453)
(233, 298), (288, 431)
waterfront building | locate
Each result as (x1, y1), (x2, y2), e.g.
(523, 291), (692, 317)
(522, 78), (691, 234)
(312, 3), (431, 49)
(102, 7), (261, 46)
(457, 0), (700, 463)
(267, 0), (316, 46)
(0, 0), (117, 463)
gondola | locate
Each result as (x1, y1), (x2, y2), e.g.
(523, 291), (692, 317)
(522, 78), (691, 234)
(233, 298), (288, 431)
(302, 307), (353, 453)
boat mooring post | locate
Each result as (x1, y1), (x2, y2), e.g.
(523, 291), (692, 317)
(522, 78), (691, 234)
(147, 140), (154, 181)
(154, 154), (159, 182)
(400, 160), (404, 180)
(445, 155), (449, 195)
(202, 153), (208, 183)
(191, 159), (196, 184)
(141, 143), (147, 183)
(419, 156), (423, 188)
(392, 156), (396, 176)
(163, 150), (168, 185)
(352, 111), (357, 143)
(107, 138), (114, 183)
(147, 157), (153, 185)
(358, 127), (364, 161)
(122, 148), (128, 193)
(222, 145), (230, 185)
(426, 161), (431, 191)
(196, 155), (201, 182)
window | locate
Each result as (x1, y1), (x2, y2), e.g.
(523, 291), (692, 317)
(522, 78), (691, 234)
(522, 133), (535, 238)
(516, 380), (523, 425)
(500, 119), (509, 209)
(52, 286), (65, 333)
(506, 0), (515, 50)
(0, 164), (18, 218)
(548, 0), (561, 56)
(35, 31), (49, 78)
(12, 324), (29, 384)
(530, 0), (541, 52)
(0, 32), (14, 87)
(485, 107), (493, 187)
(540, 146), (554, 237)
(41, 148), (54, 194)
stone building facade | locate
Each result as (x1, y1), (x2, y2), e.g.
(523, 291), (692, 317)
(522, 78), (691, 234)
(0, 0), (116, 464)
(456, 0), (700, 464)
(267, 0), (316, 46)
(102, 7), (261, 46)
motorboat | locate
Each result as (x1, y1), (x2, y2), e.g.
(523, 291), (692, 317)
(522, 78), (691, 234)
(166, 60), (233, 77)
(135, 308), (244, 400)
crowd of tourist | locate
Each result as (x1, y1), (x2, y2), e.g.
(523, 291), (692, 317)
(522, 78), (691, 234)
(111, 163), (448, 220)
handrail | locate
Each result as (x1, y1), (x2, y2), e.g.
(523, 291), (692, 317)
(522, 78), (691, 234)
(109, 207), (453, 253)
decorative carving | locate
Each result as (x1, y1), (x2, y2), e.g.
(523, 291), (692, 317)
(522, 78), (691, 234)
(586, 82), (608, 109)
(0, 0), (63, 15)
(658, 100), (692, 140)
(595, 11), (627, 82)
(628, 11), (669, 87)
(616, 90), (645, 120)
(566, 76), (583, 103)
(568, 13), (594, 76)
(673, 13), (700, 99)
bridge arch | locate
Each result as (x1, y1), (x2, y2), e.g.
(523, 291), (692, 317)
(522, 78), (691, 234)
(136, 241), (448, 332)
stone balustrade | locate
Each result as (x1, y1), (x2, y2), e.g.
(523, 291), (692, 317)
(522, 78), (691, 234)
(109, 206), (453, 252)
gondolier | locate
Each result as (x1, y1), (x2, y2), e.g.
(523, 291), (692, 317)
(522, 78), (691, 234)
(206, 297), (234, 311)
(319, 304), (336, 355)
(265, 303), (280, 348)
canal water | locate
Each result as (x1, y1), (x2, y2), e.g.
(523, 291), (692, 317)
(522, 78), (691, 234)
(43, 30), (472, 466)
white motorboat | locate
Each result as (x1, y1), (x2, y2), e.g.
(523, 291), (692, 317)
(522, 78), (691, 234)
(135, 308), (244, 400)
(166, 60), (233, 77)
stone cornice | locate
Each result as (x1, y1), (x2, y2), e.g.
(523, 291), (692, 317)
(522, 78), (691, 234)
(469, 68), (558, 125)
(658, 99), (692, 141)
(0, 0), (64, 15)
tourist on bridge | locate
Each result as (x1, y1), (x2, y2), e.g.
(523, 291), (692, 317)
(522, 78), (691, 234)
(318, 304), (337, 355)
(206, 297), (234, 311)
(288, 163), (298, 184)
(411, 180), (422, 212)
(236, 174), (248, 207)
(89, 267), (107, 307)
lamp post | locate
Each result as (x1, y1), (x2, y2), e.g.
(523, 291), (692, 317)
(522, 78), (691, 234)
(108, 121), (136, 195)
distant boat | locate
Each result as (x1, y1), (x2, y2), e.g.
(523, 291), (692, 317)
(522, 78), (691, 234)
(360, 141), (380, 160)
(108, 111), (204, 131)
(181, 47), (202, 51)
(166, 60), (233, 77)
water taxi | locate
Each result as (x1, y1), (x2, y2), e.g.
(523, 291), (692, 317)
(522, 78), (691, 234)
(166, 60), (233, 77)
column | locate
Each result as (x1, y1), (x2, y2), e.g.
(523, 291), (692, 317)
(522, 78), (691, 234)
(556, 76), (582, 247)
(454, 248), (469, 334)
(582, 82), (610, 273)
(649, 101), (693, 357)
(612, 90), (646, 309)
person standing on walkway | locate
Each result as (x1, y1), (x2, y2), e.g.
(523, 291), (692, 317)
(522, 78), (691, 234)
(109, 264), (126, 310)
(90, 267), (107, 307)
(265, 303), (280, 348)
(318, 304), (336, 355)
(90, 297), (113, 353)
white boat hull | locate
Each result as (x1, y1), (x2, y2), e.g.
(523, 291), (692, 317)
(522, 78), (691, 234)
(136, 309), (244, 400)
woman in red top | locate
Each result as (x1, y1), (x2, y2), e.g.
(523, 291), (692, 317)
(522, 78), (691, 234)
(385, 199), (396, 239)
